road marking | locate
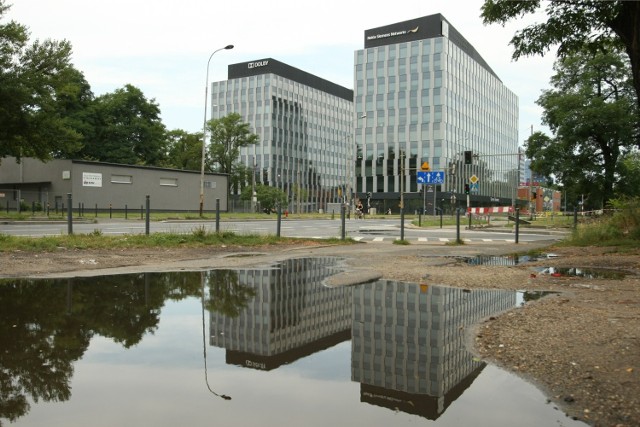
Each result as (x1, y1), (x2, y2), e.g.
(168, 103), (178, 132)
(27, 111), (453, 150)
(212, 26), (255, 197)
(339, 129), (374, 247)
(439, 238), (449, 242)
(372, 237), (384, 242)
(418, 237), (428, 242)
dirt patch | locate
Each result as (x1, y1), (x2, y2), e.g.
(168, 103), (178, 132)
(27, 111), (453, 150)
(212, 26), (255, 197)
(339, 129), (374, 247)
(1, 242), (638, 426)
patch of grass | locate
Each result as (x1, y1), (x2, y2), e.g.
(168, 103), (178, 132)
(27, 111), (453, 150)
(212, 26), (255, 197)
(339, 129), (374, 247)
(560, 198), (640, 248)
(393, 239), (411, 245)
(0, 231), (357, 253)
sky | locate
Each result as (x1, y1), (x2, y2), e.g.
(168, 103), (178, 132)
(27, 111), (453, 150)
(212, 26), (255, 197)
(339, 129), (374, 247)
(6, 0), (554, 143)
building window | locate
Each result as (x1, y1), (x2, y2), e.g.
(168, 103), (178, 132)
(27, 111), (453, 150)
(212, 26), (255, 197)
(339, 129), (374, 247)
(111, 174), (132, 184)
(160, 177), (178, 187)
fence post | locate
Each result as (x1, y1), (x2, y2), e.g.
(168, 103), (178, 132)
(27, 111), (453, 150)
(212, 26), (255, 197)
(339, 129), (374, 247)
(67, 193), (73, 235)
(341, 204), (346, 240)
(145, 195), (150, 235)
(215, 198), (220, 233)
(515, 208), (520, 244)
(456, 208), (461, 243)
(276, 204), (282, 237)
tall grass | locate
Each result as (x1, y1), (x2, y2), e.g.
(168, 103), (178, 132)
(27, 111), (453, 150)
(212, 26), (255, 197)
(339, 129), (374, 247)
(563, 197), (640, 247)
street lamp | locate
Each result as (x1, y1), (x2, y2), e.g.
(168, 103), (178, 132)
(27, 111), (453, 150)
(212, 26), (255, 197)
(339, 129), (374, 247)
(200, 44), (234, 217)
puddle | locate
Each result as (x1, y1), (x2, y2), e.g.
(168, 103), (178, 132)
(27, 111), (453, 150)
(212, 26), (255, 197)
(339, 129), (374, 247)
(0, 258), (587, 427)
(534, 267), (627, 280)
(464, 253), (559, 266)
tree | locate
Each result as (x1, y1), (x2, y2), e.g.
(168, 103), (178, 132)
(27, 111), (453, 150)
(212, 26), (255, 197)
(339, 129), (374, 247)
(0, 1), (88, 162)
(162, 129), (203, 170)
(615, 152), (640, 198)
(78, 84), (167, 165)
(240, 184), (288, 213)
(525, 43), (637, 208)
(207, 113), (258, 194)
(481, 1), (640, 105)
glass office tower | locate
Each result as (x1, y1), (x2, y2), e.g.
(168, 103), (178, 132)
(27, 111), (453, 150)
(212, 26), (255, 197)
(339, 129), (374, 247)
(354, 14), (519, 212)
(211, 59), (354, 212)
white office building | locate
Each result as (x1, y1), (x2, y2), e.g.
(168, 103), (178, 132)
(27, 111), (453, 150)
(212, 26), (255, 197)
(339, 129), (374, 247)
(354, 14), (519, 213)
(210, 59), (354, 212)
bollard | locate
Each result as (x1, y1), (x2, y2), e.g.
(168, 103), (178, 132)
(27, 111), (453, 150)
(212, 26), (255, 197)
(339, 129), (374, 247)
(456, 208), (461, 243)
(145, 195), (150, 235)
(109, 204), (112, 219)
(215, 198), (220, 232)
(341, 204), (346, 240)
(67, 193), (73, 235)
(276, 205), (282, 237)
(95, 203), (98, 218)
(515, 208), (520, 244)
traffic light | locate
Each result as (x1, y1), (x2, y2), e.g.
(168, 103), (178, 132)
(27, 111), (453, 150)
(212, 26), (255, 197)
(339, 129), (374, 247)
(464, 151), (473, 165)
(464, 184), (470, 194)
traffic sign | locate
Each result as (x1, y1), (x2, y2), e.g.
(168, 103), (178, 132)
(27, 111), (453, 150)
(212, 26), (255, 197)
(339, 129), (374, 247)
(470, 174), (479, 184)
(470, 182), (479, 192)
(421, 161), (430, 171)
(417, 171), (445, 184)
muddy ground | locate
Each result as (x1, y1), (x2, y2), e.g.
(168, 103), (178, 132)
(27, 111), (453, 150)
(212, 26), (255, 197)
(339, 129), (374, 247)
(1, 240), (638, 427)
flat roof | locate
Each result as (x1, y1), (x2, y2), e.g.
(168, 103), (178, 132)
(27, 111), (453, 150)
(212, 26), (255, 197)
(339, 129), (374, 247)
(228, 58), (353, 101)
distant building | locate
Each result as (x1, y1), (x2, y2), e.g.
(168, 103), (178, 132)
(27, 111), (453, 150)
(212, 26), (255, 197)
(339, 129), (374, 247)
(0, 157), (228, 212)
(210, 58), (354, 213)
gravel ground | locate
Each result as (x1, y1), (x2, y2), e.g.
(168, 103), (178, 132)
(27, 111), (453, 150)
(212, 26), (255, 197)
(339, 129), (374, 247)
(1, 240), (638, 427)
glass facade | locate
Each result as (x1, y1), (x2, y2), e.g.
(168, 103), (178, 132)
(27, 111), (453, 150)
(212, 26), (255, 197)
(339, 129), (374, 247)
(354, 15), (519, 210)
(211, 59), (353, 212)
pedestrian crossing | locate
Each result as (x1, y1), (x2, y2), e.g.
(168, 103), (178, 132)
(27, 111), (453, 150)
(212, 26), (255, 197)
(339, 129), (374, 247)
(288, 235), (518, 243)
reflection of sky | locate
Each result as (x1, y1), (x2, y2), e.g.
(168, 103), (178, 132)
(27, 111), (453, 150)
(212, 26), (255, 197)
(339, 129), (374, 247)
(13, 298), (587, 427)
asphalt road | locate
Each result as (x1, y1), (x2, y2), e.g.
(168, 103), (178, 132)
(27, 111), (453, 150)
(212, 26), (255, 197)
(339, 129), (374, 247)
(0, 217), (567, 244)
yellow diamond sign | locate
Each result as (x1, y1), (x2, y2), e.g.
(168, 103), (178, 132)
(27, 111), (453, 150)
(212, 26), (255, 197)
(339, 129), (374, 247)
(469, 174), (479, 184)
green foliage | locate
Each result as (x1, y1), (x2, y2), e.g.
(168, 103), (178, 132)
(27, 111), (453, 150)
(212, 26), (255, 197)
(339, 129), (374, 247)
(207, 113), (258, 193)
(525, 43), (637, 208)
(78, 84), (167, 165)
(481, 1), (640, 136)
(565, 197), (640, 246)
(0, 1), (87, 161)
(615, 152), (640, 198)
(241, 184), (288, 213)
(162, 129), (203, 171)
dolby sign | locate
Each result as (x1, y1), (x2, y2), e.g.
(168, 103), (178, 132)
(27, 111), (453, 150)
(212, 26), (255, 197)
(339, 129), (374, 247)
(248, 60), (269, 69)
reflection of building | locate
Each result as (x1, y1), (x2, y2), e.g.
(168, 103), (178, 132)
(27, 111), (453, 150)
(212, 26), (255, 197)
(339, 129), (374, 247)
(210, 258), (352, 371)
(211, 59), (354, 212)
(351, 280), (515, 420)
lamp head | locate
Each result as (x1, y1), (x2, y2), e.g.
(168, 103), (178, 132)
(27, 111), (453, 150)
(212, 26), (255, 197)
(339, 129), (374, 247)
(224, 45), (234, 50)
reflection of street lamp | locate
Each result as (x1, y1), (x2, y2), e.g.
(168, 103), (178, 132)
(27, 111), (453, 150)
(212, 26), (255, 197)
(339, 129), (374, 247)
(199, 44), (234, 217)
(200, 272), (232, 400)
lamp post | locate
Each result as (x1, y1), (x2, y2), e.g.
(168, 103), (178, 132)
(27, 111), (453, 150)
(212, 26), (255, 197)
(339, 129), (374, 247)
(200, 44), (234, 217)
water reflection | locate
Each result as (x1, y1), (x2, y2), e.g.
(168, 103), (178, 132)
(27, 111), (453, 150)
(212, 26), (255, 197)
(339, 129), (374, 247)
(210, 257), (350, 371)
(351, 281), (514, 419)
(0, 259), (588, 427)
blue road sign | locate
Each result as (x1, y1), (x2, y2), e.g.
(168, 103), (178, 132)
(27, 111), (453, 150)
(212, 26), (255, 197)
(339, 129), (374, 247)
(470, 182), (479, 192)
(417, 171), (445, 185)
